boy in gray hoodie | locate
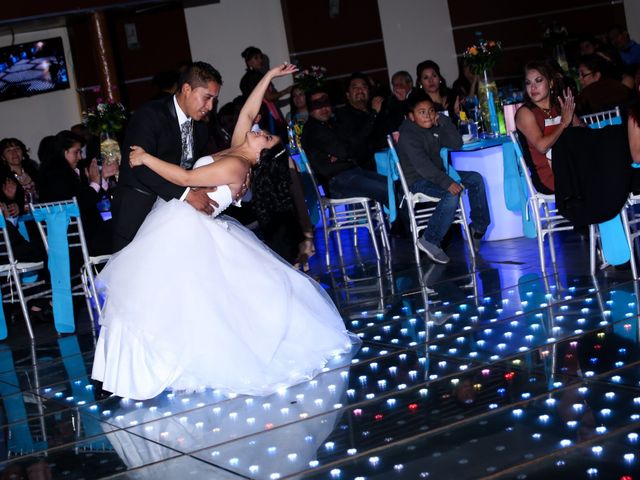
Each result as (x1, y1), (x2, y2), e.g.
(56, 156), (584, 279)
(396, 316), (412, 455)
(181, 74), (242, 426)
(397, 92), (490, 264)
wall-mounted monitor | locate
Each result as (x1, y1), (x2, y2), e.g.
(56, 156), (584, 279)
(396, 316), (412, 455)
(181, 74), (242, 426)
(0, 36), (70, 102)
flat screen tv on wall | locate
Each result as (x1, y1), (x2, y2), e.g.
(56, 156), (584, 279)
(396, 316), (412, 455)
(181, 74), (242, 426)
(0, 37), (70, 102)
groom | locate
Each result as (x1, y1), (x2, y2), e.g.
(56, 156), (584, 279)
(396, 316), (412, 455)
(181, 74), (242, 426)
(112, 61), (222, 251)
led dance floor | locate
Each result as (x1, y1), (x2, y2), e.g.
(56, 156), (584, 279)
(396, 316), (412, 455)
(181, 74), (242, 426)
(0, 230), (638, 479)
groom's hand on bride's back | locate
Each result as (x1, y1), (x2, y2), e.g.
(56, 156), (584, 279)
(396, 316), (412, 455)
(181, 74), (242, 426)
(185, 188), (218, 215)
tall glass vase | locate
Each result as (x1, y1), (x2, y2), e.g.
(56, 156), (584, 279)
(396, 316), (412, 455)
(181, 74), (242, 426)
(477, 69), (500, 137)
(100, 131), (121, 167)
(553, 44), (569, 73)
(100, 131), (121, 182)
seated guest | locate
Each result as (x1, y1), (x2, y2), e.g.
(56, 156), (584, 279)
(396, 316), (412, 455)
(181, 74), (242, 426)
(286, 84), (309, 124)
(380, 70), (414, 137)
(452, 63), (478, 100)
(39, 130), (116, 255)
(334, 72), (386, 170)
(415, 60), (451, 112)
(0, 177), (46, 265)
(301, 88), (388, 207)
(515, 60), (580, 193)
(397, 91), (490, 264)
(576, 54), (633, 115)
(71, 123), (101, 168)
(0, 137), (40, 205)
(37, 135), (56, 166)
(608, 25), (640, 67)
(0, 140), (47, 262)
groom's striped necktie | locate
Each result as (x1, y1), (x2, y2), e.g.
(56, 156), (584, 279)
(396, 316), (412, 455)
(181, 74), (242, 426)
(180, 119), (194, 169)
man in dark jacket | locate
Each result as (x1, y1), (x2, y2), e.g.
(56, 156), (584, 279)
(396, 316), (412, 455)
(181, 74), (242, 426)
(334, 73), (387, 171)
(301, 89), (387, 206)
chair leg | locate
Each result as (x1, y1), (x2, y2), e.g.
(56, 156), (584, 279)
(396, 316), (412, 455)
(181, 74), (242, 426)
(536, 230), (547, 276)
(364, 202), (381, 260)
(321, 207), (331, 267)
(10, 271), (34, 340)
(589, 224), (597, 276)
(547, 230), (558, 266)
(377, 203), (391, 253)
(81, 266), (99, 340)
(621, 211), (638, 279)
(335, 229), (345, 260)
(458, 198), (476, 262)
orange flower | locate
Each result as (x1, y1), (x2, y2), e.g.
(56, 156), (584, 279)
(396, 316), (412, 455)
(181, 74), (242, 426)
(469, 47), (478, 55)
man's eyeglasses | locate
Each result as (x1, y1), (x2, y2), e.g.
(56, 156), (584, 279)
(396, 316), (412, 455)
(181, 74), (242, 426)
(578, 71), (594, 79)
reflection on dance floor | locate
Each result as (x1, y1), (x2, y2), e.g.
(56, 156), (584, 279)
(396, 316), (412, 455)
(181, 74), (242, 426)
(0, 230), (639, 479)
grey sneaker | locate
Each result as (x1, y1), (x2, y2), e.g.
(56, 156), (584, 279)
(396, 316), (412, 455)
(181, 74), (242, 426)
(417, 237), (450, 264)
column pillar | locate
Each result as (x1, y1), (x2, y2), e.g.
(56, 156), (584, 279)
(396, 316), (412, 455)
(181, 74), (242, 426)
(90, 10), (120, 103)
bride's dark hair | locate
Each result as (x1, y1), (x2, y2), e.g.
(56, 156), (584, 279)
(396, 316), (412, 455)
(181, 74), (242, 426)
(250, 143), (294, 226)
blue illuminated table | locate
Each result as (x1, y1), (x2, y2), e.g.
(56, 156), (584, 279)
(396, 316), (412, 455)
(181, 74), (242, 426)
(451, 136), (524, 241)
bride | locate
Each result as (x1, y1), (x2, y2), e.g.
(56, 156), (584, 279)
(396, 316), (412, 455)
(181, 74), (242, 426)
(91, 64), (358, 400)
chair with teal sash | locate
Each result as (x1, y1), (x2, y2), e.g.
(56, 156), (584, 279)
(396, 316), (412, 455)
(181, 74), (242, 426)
(580, 108), (638, 278)
(580, 106), (622, 129)
(0, 213), (49, 340)
(30, 198), (106, 336)
(509, 132), (573, 275)
(297, 148), (389, 266)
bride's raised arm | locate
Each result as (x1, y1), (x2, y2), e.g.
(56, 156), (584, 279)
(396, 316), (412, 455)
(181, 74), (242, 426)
(230, 63), (298, 147)
(129, 146), (246, 187)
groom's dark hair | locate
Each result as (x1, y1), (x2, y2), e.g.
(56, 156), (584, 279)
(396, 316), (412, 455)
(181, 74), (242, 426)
(178, 62), (223, 90)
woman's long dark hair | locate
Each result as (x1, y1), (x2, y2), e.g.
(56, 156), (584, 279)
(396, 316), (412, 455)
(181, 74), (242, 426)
(250, 143), (294, 226)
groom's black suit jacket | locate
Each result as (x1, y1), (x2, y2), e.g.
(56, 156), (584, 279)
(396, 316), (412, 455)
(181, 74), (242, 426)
(111, 95), (208, 251)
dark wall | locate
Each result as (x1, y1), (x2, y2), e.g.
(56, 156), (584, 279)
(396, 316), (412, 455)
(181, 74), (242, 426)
(68, 3), (192, 111)
(280, 0), (389, 101)
(448, 0), (627, 84)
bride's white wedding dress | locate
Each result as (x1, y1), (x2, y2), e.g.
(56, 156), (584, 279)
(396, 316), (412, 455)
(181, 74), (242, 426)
(91, 157), (357, 400)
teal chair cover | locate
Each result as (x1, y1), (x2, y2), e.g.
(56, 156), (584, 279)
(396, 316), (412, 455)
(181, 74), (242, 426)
(292, 151), (321, 226)
(374, 149), (398, 223)
(31, 203), (80, 334)
(503, 139), (537, 238)
(438, 147), (462, 183)
(0, 214), (8, 339)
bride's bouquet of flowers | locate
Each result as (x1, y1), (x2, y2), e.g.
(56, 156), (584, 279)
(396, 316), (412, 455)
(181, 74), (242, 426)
(83, 99), (128, 135)
(294, 65), (327, 92)
(463, 40), (503, 75)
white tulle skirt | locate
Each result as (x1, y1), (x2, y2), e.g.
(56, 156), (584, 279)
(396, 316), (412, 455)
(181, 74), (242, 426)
(91, 200), (357, 400)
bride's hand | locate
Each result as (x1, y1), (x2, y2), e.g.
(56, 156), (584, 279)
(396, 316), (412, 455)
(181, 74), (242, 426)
(129, 146), (148, 167)
(268, 63), (298, 79)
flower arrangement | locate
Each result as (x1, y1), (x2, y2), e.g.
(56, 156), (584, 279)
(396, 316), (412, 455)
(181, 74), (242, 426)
(463, 40), (503, 75)
(83, 100), (127, 135)
(294, 65), (327, 92)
